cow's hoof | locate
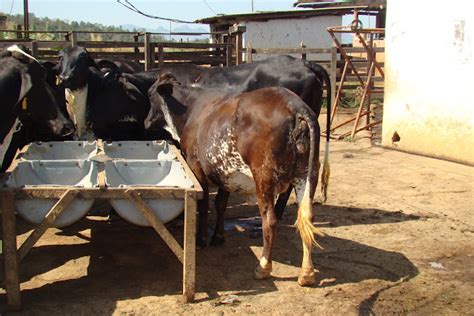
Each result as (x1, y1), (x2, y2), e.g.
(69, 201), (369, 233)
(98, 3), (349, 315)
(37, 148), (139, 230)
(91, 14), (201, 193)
(297, 269), (316, 287)
(196, 238), (207, 249)
(210, 235), (225, 246)
(254, 265), (272, 280)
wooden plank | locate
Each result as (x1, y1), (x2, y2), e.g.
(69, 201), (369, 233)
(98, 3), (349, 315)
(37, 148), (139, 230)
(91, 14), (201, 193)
(1, 191), (21, 311)
(88, 52), (143, 60)
(77, 41), (143, 49)
(36, 41), (70, 49)
(330, 46), (337, 106)
(343, 47), (384, 53)
(342, 75), (384, 82)
(160, 56), (226, 65)
(157, 58), (226, 66)
(183, 190), (197, 303)
(17, 189), (78, 262)
(156, 42), (229, 49)
(161, 51), (226, 59)
(124, 189), (184, 264)
(6, 187), (199, 199)
(252, 47), (332, 54)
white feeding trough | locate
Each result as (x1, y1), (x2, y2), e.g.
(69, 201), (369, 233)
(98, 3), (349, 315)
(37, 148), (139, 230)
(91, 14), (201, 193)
(6, 160), (98, 227)
(21, 141), (98, 160)
(103, 140), (176, 160)
(105, 160), (194, 226)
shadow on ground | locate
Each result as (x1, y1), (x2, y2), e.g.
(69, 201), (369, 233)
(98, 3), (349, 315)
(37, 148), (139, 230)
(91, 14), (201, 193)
(0, 202), (419, 314)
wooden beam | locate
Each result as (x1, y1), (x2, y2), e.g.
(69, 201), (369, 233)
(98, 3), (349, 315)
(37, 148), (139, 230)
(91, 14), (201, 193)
(5, 187), (203, 200)
(183, 190), (197, 303)
(125, 189), (184, 264)
(17, 189), (78, 262)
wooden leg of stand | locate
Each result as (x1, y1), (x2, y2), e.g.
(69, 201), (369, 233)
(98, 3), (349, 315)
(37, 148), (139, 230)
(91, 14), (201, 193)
(1, 191), (21, 311)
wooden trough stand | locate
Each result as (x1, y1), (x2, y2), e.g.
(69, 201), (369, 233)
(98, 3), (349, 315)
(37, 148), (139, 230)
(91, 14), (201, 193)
(0, 144), (203, 310)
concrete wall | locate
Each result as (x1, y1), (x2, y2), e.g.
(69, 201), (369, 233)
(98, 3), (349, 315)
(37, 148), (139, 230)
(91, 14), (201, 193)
(241, 15), (342, 60)
(382, 0), (474, 165)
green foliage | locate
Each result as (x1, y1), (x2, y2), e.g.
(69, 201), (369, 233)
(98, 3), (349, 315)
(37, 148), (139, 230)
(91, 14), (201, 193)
(0, 13), (165, 42)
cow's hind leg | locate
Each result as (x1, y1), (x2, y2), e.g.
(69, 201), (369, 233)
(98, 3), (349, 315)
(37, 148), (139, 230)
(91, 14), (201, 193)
(254, 185), (277, 280)
(211, 188), (230, 246)
(293, 178), (319, 286)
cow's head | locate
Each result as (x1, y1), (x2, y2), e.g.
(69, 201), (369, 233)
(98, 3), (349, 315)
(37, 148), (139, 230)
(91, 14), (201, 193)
(6, 45), (74, 138)
(56, 46), (96, 90)
(145, 73), (180, 131)
(145, 73), (188, 142)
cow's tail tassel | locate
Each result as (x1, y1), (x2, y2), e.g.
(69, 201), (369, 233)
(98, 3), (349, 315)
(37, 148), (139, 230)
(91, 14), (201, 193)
(321, 140), (330, 203)
(296, 180), (325, 249)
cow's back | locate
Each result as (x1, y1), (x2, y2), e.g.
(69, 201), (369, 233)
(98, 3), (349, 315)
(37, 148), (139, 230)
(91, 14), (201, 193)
(185, 87), (310, 194)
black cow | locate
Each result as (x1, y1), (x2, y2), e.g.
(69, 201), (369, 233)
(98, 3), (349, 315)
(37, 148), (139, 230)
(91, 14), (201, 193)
(0, 45), (74, 172)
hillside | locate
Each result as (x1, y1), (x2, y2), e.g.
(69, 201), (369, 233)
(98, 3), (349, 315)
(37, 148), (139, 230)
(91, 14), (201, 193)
(0, 13), (208, 42)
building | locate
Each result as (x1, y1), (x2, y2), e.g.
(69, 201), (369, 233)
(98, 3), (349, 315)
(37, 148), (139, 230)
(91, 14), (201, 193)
(382, 0), (474, 165)
(196, 8), (354, 62)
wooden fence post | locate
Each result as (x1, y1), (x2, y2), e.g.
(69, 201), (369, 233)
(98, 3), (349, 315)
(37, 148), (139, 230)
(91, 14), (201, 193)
(157, 44), (164, 69)
(245, 42), (253, 64)
(235, 32), (243, 65)
(330, 46), (337, 105)
(300, 42), (306, 60)
(144, 33), (154, 71)
(226, 43), (233, 67)
(30, 41), (38, 58)
(133, 33), (139, 54)
(71, 31), (78, 47)
(16, 25), (23, 39)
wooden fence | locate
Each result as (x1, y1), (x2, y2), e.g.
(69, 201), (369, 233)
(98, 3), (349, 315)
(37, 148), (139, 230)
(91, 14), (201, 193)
(0, 29), (384, 100)
(0, 30), (232, 70)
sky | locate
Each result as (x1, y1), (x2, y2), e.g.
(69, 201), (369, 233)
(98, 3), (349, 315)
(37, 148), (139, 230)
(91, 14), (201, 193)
(0, 0), (300, 30)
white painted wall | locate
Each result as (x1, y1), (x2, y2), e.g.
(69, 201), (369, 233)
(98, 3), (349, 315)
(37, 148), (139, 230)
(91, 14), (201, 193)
(382, 0), (474, 164)
(241, 15), (342, 60)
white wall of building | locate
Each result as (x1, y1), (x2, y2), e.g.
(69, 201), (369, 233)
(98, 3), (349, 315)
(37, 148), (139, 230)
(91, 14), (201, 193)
(382, 0), (474, 164)
(241, 15), (342, 60)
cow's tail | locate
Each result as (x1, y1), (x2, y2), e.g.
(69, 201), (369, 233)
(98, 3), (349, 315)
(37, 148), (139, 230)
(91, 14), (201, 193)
(296, 110), (325, 249)
(305, 61), (331, 203)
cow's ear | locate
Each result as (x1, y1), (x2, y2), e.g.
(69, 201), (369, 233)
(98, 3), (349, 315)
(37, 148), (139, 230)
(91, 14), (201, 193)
(159, 72), (179, 84)
(156, 82), (173, 96)
(102, 70), (120, 86)
(156, 72), (180, 95)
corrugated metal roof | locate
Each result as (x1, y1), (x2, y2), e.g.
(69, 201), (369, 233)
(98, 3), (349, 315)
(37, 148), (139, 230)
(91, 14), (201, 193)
(195, 6), (369, 25)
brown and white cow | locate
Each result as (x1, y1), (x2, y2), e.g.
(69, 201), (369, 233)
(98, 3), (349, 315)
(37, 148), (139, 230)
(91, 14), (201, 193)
(146, 74), (324, 286)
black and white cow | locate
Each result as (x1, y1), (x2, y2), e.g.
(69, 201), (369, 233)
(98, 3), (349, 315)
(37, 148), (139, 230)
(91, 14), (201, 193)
(0, 45), (74, 171)
(56, 46), (152, 140)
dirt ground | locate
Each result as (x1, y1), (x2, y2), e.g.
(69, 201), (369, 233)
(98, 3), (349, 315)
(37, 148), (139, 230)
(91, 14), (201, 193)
(1, 112), (473, 315)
